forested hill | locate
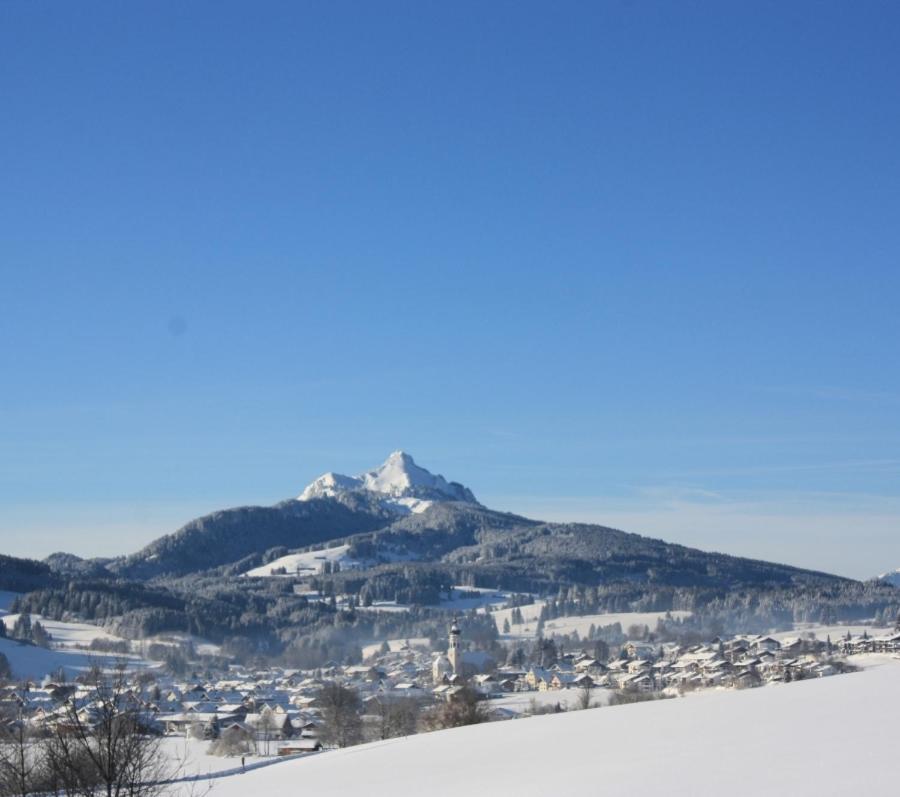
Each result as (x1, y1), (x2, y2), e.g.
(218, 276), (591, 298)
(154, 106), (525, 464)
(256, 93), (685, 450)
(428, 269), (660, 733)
(0, 554), (58, 593)
(74, 451), (860, 589)
(7, 448), (870, 655)
(108, 493), (398, 580)
(441, 521), (847, 591)
(93, 488), (852, 598)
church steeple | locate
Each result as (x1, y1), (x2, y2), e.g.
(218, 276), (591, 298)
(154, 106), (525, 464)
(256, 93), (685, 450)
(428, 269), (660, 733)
(448, 619), (462, 675)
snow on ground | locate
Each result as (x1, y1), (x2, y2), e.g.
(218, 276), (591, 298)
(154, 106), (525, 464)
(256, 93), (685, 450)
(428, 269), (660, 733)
(491, 603), (692, 640)
(3, 613), (124, 649)
(489, 687), (613, 715)
(137, 632), (222, 657)
(187, 657), (900, 797)
(439, 586), (511, 611)
(246, 543), (417, 579)
(362, 638), (430, 659)
(354, 601), (412, 614)
(770, 623), (892, 642)
(541, 611), (693, 639)
(0, 636), (156, 681)
(159, 737), (272, 778)
(0, 613), (159, 680)
(244, 545), (358, 578)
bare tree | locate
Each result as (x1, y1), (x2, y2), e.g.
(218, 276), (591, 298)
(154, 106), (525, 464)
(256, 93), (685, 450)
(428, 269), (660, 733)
(0, 715), (43, 797)
(43, 662), (172, 797)
(574, 684), (592, 710)
(208, 726), (254, 758)
(257, 709), (276, 756)
(317, 683), (362, 748)
(423, 688), (491, 730)
(369, 698), (420, 741)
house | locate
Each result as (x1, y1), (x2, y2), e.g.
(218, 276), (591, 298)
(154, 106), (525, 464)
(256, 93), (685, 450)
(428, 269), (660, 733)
(575, 658), (608, 675)
(624, 642), (656, 661)
(244, 711), (294, 741)
(550, 673), (579, 690)
(276, 739), (322, 756)
(525, 668), (552, 690)
(753, 637), (781, 653)
(617, 672), (654, 693)
(733, 670), (762, 689)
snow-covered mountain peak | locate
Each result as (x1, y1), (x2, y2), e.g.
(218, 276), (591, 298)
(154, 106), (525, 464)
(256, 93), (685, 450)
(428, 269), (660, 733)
(362, 450), (444, 495)
(298, 452), (478, 512)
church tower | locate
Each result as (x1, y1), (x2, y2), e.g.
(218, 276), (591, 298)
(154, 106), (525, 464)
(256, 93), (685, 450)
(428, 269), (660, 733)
(448, 619), (462, 675)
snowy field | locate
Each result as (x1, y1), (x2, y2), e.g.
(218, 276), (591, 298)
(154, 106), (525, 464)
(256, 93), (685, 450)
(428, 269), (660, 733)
(159, 737), (272, 778)
(0, 636), (157, 681)
(3, 613), (125, 649)
(489, 687), (613, 715)
(491, 602), (692, 640)
(245, 543), (419, 579)
(361, 637), (430, 659)
(137, 632), (222, 658)
(184, 656), (900, 797)
(439, 586), (511, 611)
(354, 601), (412, 614)
(770, 623), (891, 642)
(244, 544), (359, 578)
(0, 613), (159, 680)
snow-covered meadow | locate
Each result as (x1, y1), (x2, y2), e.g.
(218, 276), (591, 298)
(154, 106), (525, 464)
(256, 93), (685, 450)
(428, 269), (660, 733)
(490, 600), (692, 640)
(244, 544), (359, 578)
(187, 656), (900, 797)
(0, 609), (160, 680)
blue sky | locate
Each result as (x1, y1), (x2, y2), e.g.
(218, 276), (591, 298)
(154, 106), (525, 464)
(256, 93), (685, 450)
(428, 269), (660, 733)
(1, 1), (898, 578)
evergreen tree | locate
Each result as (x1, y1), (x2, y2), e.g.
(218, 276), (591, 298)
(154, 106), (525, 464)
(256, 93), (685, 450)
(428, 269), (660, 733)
(11, 613), (31, 641)
(31, 621), (51, 648)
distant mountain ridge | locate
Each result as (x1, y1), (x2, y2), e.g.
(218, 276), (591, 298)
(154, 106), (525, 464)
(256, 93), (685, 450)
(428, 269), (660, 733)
(14, 452), (894, 660)
(878, 569), (900, 587)
(96, 452), (853, 593)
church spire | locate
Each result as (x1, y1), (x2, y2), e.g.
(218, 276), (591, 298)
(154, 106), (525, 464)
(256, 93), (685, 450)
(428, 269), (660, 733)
(448, 618), (462, 675)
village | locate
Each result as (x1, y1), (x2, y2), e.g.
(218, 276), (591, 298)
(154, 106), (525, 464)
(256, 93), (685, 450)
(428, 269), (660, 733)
(2, 618), (898, 770)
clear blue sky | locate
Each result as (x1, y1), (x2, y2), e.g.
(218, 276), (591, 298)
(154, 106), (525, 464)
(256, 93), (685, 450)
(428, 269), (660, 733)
(2, 1), (899, 578)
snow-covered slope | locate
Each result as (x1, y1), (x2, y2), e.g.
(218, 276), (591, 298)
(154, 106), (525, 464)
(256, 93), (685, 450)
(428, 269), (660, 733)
(878, 568), (900, 587)
(244, 545), (358, 578)
(194, 659), (900, 797)
(243, 542), (418, 579)
(0, 614), (159, 680)
(298, 451), (478, 513)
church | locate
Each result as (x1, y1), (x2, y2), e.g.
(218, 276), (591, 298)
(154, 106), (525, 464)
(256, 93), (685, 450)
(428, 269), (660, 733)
(431, 620), (494, 684)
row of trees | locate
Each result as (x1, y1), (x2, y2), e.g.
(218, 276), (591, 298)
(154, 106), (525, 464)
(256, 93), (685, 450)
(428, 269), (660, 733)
(0, 664), (181, 797)
(315, 683), (491, 750)
(0, 614), (52, 648)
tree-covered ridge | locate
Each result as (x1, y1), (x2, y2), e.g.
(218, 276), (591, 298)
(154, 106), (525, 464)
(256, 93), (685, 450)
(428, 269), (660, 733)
(0, 554), (58, 593)
(442, 522), (848, 590)
(7, 487), (897, 670)
(108, 492), (396, 579)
